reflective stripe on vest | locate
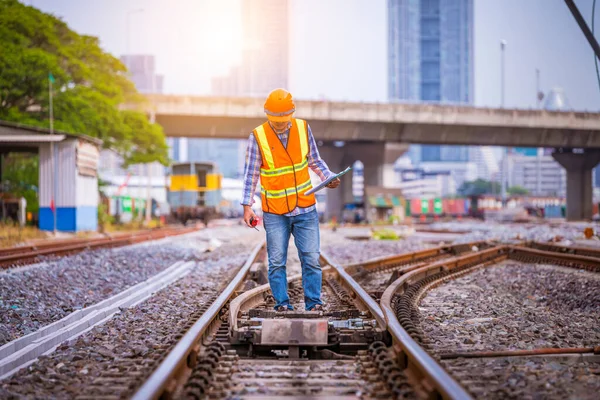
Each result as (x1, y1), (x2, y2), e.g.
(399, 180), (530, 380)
(260, 158), (308, 177)
(255, 119), (309, 176)
(254, 125), (275, 170)
(261, 178), (312, 199)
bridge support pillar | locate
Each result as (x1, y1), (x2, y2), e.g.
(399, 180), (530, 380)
(319, 145), (345, 223)
(318, 142), (407, 223)
(354, 143), (386, 223)
(552, 150), (600, 221)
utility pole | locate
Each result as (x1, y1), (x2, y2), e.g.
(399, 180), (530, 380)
(145, 74), (156, 225)
(49, 72), (57, 235)
(500, 40), (507, 206)
(535, 68), (542, 196)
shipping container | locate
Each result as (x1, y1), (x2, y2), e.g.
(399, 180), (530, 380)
(410, 199), (422, 215)
(544, 205), (562, 219)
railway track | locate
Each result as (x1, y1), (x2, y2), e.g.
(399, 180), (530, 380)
(381, 244), (600, 399)
(130, 243), (469, 400)
(345, 241), (495, 300)
(0, 226), (197, 269)
(525, 240), (600, 258)
(3, 229), (597, 399)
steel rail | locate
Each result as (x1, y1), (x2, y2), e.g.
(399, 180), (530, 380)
(526, 240), (600, 259)
(440, 346), (600, 359)
(0, 226), (197, 269)
(343, 240), (491, 276)
(379, 250), (508, 400)
(509, 245), (600, 272)
(380, 243), (600, 399)
(131, 241), (264, 400)
(320, 251), (387, 328)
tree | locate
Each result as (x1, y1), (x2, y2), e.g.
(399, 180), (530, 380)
(0, 0), (167, 164)
(458, 179), (501, 196)
(1, 153), (39, 213)
(507, 185), (529, 196)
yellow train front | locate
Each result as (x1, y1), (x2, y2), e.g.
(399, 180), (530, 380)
(167, 162), (222, 225)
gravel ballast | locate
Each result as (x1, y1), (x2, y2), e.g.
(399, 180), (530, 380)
(321, 228), (431, 265)
(0, 235), (260, 399)
(419, 262), (600, 353)
(417, 261), (600, 399)
(0, 227), (248, 347)
(442, 357), (600, 399)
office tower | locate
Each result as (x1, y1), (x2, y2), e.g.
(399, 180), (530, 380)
(388, 0), (473, 164)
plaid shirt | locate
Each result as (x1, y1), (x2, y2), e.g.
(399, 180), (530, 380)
(241, 123), (334, 216)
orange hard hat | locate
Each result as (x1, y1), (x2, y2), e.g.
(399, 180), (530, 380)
(264, 88), (295, 122)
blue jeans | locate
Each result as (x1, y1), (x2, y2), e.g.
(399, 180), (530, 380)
(263, 209), (322, 311)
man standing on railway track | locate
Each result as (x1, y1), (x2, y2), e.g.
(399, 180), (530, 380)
(241, 88), (340, 312)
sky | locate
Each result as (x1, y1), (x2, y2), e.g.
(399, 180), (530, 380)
(31, 0), (600, 111)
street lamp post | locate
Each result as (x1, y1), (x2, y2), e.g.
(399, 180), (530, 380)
(145, 74), (156, 225)
(536, 68), (542, 196)
(500, 40), (507, 206)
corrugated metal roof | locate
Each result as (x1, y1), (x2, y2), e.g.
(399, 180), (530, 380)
(0, 134), (66, 142)
(0, 120), (103, 146)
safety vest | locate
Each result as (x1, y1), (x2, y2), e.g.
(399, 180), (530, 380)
(253, 118), (316, 215)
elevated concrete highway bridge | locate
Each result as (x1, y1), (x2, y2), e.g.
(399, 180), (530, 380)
(148, 94), (600, 148)
(143, 95), (600, 220)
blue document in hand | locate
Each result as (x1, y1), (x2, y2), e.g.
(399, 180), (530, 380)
(305, 166), (353, 195)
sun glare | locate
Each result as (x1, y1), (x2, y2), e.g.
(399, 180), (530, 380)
(199, 1), (242, 75)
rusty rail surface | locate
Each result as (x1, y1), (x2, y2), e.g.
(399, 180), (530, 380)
(131, 241), (265, 400)
(380, 244), (600, 399)
(344, 240), (493, 277)
(133, 247), (470, 399)
(0, 226), (198, 269)
(440, 346), (600, 359)
(526, 240), (600, 259)
(130, 241), (600, 400)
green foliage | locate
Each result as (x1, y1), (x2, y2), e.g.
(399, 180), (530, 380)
(1, 153), (39, 213)
(458, 179), (501, 196)
(97, 202), (110, 233)
(507, 185), (529, 196)
(372, 229), (400, 241)
(0, 0), (168, 166)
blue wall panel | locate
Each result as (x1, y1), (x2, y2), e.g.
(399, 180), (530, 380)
(57, 208), (76, 231)
(39, 207), (97, 232)
(76, 206), (98, 231)
(39, 207), (76, 231)
(39, 207), (54, 231)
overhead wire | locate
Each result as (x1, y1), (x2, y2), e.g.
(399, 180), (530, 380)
(594, 0), (600, 93)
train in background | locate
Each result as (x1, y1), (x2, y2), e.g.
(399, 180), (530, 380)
(405, 195), (590, 220)
(167, 162), (222, 225)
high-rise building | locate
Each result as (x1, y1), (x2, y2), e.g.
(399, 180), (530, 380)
(469, 146), (499, 181)
(211, 0), (289, 97)
(420, 161), (477, 192)
(388, 0), (473, 103)
(388, 0), (473, 164)
(508, 154), (566, 197)
(120, 55), (164, 94)
(421, 145), (469, 162)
